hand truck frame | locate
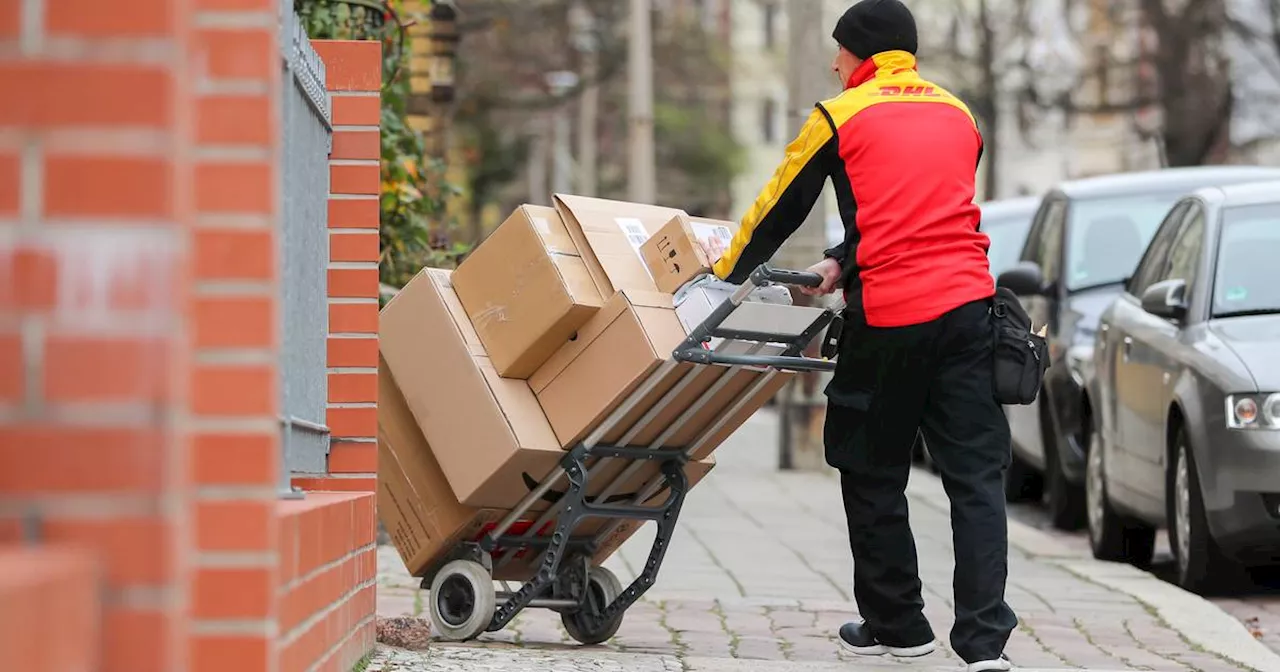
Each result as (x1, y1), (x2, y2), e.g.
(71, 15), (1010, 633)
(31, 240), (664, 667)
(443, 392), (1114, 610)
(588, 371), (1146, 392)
(423, 264), (840, 644)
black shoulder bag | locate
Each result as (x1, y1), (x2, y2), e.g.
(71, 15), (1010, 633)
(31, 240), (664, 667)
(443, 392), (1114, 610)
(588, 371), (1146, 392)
(991, 287), (1050, 405)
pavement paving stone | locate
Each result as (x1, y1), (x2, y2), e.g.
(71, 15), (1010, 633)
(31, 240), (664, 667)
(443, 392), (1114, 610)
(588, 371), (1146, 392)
(374, 411), (1273, 671)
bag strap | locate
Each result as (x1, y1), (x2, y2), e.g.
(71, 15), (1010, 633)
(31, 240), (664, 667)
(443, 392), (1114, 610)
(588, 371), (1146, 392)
(992, 287), (1032, 331)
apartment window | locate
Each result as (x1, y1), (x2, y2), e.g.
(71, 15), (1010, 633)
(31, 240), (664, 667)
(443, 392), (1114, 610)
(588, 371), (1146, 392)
(763, 1), (777, 50)
(761, 98), (777, 143)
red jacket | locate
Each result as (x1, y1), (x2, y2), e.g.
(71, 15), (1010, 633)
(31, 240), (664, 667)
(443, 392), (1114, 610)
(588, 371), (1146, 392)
(712, 51), (994, 328)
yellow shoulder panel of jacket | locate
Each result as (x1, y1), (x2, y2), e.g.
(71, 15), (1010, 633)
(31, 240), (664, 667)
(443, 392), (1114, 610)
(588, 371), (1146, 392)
(819, 74), (978, 130)
(711, 107), (834, 280)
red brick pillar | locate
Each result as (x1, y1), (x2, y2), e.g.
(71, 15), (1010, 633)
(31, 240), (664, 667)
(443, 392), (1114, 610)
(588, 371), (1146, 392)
(294, 40), (382, 493)
(188, 3), (283, 671)
(0, 1), (284, 671)
(274, 39), (380, 672)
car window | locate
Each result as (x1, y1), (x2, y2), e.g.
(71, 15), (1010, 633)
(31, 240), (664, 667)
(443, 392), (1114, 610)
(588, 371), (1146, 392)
(1021, 200), (1065, 284)
(1162, 204), (1205, 291)
(1128, 201), (1187, 297)
(982, 212), (1036, 278)
(1212, 203), (1280, 318)
(1065, 190), (1186, 291)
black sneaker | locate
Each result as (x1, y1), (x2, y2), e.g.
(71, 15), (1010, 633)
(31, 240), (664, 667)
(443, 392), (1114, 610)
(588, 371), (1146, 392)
(837, 621), (938, 657)
(963, 655), (1012, 671)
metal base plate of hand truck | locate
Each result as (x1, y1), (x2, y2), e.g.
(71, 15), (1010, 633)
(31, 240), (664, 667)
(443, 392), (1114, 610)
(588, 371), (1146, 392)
(424, 265), (840, 645)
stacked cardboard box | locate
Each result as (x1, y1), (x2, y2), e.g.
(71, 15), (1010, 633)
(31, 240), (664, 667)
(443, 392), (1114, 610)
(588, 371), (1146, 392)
(378, 194), (794, 580)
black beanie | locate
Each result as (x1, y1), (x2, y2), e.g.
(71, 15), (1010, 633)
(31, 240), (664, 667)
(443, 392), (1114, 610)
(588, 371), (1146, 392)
(833, 0), (918, 60)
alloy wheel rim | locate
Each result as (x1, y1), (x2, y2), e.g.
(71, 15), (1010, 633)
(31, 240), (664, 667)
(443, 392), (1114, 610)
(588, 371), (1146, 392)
(1175, 446), (1192, 575)
(1086, 430), (1105, 544)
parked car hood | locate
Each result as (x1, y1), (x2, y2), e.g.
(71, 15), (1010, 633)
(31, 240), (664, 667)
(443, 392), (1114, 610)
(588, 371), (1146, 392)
(1209, 314), (1280, 392)
(1066, 285), (1124, 348)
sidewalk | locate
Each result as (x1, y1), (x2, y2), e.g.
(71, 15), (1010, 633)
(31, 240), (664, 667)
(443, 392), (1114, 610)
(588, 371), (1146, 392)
(374, 410), (1280, 672)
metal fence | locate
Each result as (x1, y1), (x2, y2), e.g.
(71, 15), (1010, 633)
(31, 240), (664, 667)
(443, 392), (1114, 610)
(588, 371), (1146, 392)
(277, 4), (334, 497)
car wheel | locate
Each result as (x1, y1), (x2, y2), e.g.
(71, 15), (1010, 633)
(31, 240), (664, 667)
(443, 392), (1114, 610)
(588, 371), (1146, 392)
(1086, 422), (1155, 566)
(1046, 446), (1087, 530)
(1168, 429), (1240, 595)
(1043, 402), (1086, 531)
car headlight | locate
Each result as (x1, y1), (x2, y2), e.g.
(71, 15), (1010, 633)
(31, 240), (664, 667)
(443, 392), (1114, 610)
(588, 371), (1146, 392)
(1226, 393), (1280, 430)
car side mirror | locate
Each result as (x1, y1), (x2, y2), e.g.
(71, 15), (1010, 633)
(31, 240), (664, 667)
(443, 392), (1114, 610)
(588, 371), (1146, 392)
(1140, 279), (1188, 321)
(997, 261), (1046, 297)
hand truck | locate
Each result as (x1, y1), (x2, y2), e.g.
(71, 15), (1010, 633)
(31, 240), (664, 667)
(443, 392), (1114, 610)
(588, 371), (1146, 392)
(423, 265), (841, 645)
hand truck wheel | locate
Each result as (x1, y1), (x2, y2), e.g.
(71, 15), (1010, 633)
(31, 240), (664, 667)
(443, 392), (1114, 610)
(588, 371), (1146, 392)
(428, 559), (496, 642)
(561, 566), (625, 645)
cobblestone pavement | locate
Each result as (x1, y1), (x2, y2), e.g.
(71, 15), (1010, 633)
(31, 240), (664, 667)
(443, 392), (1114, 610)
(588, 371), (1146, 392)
(1008, 497), (1280, 653)
(376, 411), (1278, 671)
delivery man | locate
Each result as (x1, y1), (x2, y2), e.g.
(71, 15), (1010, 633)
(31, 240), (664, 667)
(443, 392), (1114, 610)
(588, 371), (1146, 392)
(699, 1), (1016, 670)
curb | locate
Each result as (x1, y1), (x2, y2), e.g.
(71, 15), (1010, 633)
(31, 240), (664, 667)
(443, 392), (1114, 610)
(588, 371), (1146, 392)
(906, 468), (1280, 672)
(1057, 560), (1280, 672)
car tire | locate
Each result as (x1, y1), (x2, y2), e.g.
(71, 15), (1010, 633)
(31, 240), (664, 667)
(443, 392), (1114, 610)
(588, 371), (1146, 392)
(1004, 452), (1043, 502)
(1168, 428), (1242, 595)
(1046, 443), (1087, 531)
(1042, 401), (1086, 531)
(1086, 422), (1155, 566)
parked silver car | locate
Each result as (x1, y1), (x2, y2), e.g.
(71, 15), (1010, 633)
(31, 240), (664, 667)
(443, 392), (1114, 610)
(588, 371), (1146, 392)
(1086, 180), (1280, 593)
(979, 196), (1040, 279)
(998, 166), (1280, 532)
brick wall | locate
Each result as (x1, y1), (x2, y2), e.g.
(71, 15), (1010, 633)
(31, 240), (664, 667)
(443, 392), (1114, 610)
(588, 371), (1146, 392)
(278, 39), (380, 672)
(294, 40), (382, 494)
(278, 493), (377, 672)
(0, 548), (100, 671)
(189, 2), (285, 670)
(0, 6), (378, 672)
(0, 0), (284, 670)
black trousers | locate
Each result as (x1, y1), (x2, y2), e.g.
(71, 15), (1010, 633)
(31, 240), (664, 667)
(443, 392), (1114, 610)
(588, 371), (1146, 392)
(823, 298), (1017, 663)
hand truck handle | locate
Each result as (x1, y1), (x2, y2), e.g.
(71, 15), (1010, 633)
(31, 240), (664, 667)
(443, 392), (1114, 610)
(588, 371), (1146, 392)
(748, 264), (823, 289)
(674, 263), (841, 372)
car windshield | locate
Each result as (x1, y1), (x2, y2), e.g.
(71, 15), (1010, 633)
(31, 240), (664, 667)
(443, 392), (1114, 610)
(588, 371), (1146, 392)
(1066, 191), (1185, 291)
(982, 212), (1035, 278)
(1212, 204), (1280, 318)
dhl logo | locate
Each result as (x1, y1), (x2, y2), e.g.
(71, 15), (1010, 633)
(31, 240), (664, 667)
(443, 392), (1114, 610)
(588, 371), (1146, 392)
(873, 85), (942, 98)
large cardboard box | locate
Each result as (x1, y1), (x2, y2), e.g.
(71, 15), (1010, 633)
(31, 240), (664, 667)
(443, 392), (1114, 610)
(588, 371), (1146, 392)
(453, 205), (603, 378)
(640, 215), (736, 294)
(380, 268), (708, 509)
(553, 193), (686, 297)
(529, 289), (794, 453)
(529, 290), (685, 447)
(380, 268), (562, 508)
(377, 356), (716, 580)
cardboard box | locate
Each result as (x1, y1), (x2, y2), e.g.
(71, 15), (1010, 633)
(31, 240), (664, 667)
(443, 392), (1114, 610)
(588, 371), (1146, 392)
(377, 354), (501, 577)
(529, 289), (794, 453)
(453, 205), (603, 378)
(640, 215), (737, 294)
(530, 290), (687, 447)
(380, 268), (563, 508)
(380, 268), (712, 510)
(377, 355), (717, 579)
(553, 193), (687, 297)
